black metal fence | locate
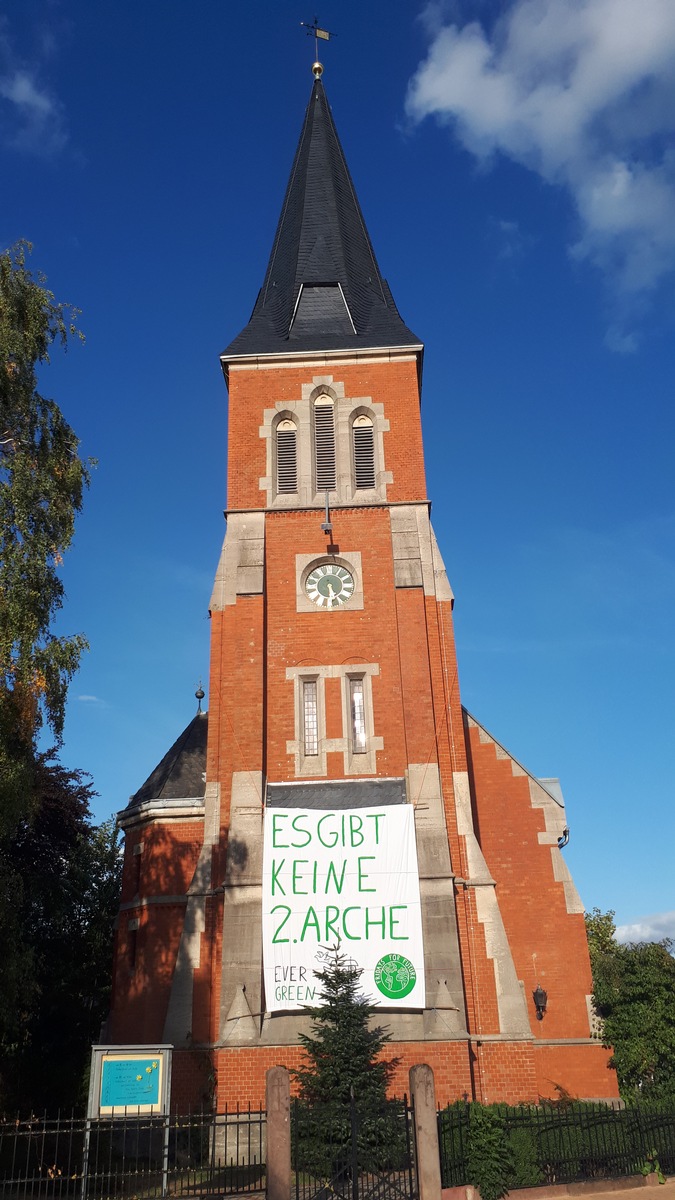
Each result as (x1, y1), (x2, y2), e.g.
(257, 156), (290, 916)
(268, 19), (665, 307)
(292, 1095), (417, 1200)
(0, 1105), (266, 1199)
(6, 1097), (675, 1199)
(438, 1101), (675, 1190)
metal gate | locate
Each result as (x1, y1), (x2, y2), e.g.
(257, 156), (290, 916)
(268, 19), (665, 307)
(292, 1094), (417, 1200)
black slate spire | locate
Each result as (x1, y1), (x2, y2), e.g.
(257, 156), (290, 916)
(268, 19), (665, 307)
(222, 78), (422, 359)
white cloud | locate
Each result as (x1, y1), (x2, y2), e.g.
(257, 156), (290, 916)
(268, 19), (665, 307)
(616, 911), (675, 944)
(406, 0), (675, 343)
(603, 324), (638, 355)
(489, 217), (536, 263)
(0, 22), (67, 156)
(78, 694), (106, 706)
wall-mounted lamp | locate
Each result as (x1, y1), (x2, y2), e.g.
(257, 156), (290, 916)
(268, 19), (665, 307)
(533, 984), (548, 1021)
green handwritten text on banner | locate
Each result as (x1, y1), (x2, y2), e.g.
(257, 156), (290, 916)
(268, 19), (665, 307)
(262, 806), (425, 1012)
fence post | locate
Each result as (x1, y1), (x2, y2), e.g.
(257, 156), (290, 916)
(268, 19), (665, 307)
(350, 1088), (359, 1200)
(267, 1066), (291, 1200)
(80, 1117), (92, 1200)
(161, 1114), (170, 1199)
(410, 1064), (442, 1200)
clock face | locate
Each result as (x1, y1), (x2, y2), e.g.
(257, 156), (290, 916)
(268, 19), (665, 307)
(305, 563), (355, 608)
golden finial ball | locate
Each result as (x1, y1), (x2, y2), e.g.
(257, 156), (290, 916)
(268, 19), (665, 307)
(312, 61), (324, 79)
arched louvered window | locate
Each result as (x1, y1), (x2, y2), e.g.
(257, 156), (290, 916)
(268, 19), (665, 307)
(276, 418), (297, 494)
(352, 415), (375, 489)
(314, 396), (336, 491)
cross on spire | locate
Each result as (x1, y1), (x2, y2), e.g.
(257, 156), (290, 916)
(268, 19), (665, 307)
(300, 17), (336, 75)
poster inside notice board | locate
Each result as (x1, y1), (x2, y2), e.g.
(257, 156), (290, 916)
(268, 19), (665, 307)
(87, 1046), (172, 1117)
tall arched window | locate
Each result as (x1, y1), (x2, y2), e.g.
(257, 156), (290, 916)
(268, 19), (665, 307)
(314, 396), (336, 491)
(349, 676), (367, 754)
(352, 414), (375, 489)
(302, 679), (319, 757)
(276, 418), (297, 493)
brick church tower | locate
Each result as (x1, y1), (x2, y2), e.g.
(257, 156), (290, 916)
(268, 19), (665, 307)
(110, 67), (618, 1109)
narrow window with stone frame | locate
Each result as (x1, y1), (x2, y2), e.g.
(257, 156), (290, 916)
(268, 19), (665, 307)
(276, 418), (298, 494)
(349, 676), (367, 754)
(314, 395), (336, 492)
(352, 414), (376, 489)
(302, 678), (319, 757)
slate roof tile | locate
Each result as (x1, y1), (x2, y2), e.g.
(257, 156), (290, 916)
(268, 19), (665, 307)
(126, 711), (208, 807)
(222, 79), (422, 359)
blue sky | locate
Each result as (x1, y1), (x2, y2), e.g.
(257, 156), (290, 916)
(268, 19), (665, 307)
(2, 0), (673, 942)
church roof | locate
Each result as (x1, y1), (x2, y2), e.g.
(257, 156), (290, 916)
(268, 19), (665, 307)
(222, 77), (422, 360)
(126, 711), (208, 808)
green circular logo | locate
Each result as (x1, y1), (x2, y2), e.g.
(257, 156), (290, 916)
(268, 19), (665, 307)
(374, 953), (417, 1000)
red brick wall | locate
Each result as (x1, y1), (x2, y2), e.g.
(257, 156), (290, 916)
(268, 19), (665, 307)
(416, 591), (506, 1043)
(171, 1048), (217, 1112)
(226, 359), (426, 511)
(533, 1043), (619, 1101)
(184, 1041), (475, 1111)
(395, 587), (438, 767)
(110, 903), (183, 1043)
(454, 886), (503, 1037)
(208, 597), (265, 810)
(264, 506), (409, 781)
(171, 1037), (617, 1112)
(473, 1041), (538, 1104)
(465, 722), (598, 1043)
(389, 1042), (473, 1106)
(110, 820), (205, 1042)
(119, 822), (204, 906)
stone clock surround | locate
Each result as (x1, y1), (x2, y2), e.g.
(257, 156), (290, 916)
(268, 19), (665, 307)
(295, 551), (364, 612)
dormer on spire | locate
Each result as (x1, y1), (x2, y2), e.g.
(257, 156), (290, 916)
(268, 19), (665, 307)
(222, 78), (422, 361)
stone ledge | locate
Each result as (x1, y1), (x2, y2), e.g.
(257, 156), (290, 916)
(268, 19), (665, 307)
(443, 1175), (672, 1200)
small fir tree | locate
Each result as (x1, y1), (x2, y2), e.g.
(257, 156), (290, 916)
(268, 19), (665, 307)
(292, 946), (404, 1178)
(295, 945), (397, 1107)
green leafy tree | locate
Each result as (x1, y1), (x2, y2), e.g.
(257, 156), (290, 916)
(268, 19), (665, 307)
(0, 241), (91, 834)
(0, 756), (122, 1112)
(586, 907), (620, 958)
(585, 908), (675, 1101)
(466, 1105), (513, 1200)
(293, 947), (403, 1178)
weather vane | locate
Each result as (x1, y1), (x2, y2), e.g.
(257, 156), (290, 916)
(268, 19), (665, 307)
(300, 17), (336, 76)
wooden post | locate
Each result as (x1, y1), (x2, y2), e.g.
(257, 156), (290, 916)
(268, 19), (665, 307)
(410, 1063), (442, 1200)
(266, 1066), (291, 1200)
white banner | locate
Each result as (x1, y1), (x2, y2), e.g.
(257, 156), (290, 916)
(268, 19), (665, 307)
(262, 805), (425, 1012)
